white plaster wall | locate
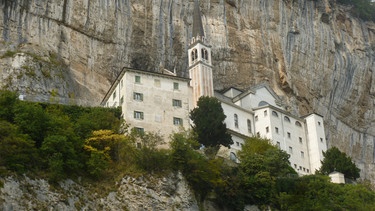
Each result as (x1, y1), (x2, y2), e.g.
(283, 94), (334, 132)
(221, 102), (254, 137)
(306, 114), (327, 173)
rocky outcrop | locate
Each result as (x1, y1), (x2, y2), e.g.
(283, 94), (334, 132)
(0, 174), (198, 210)
(0, 0), (374, 182)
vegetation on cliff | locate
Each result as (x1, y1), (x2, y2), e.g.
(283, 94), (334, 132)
(1, 90), (375, 210)
(336, 0), (375, 21)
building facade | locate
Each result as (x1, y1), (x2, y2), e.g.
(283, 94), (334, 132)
(102, 0), (327, 175)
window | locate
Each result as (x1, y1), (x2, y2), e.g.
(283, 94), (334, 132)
(154, 79), (161, 87)
(134, 111), (144, 120)
(289, 146), (293, 154)
(303, 167), (306, 172)
(113, 91), (116, 100)
(275, 127), (279, 134)
(295, 121), (302, 127)
(133, 92), (143, 101)
(135, 75), (141, 83)
(318, 121), (321, 126)
(120, 96), (124, 105)
(307, 169), (309, 173)
(255, 115), (258, 121)
(135, 127), (144, 134)
(173, 99), (182, 107)
(120, 80), (123, 88)
(284, 116), (291, 122)
(287, 132), (291, 138)
(236, 142), (240, 146)
(320, 138), (323, 143)
(247, 119), (252, 133)
(201, 48), (208, 60)
(173, 117), (183, 126)
(299, 137), (302, 143)
(266, 126), (269, 133)
(256, 132), (260, 137)
(272, 111), (278, 117)
(301, 151), (304, 158)
(234, 114), (238, 128)
(294, 164), (297, 169)
(191, 48), (198, 62)
(264, 110), (268, 117)
(276, 142), (280, 149)
(173, 82), (179, 90)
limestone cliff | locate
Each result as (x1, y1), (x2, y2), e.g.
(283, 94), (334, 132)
(0, 174), (199, 210)
(0, 0), (374, 182)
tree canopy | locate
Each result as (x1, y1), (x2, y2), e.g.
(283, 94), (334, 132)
(319, 146), (360, 180)
(189, 96), (233, 149)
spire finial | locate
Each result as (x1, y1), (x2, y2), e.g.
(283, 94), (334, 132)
(192, 0), (205, 38)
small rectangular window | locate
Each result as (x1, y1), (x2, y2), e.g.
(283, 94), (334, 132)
(134, 111), (144, 120)
(173, 82), (179, 90)
(172, 99), (182, 107)
(113, 91), (116, 100)
(266, 126), (269, 133)
(275, 127), (279, 134)
(264, 110), (267, 117)
(173, 117), (183, 126)
(236, 142), (240, 146)
(120, 96), (124, 105)
(276, 142), (280, 149)
(154, 79), (161, 87)
(299, 137), (303, 143)
(120, 80), (123, 88)
(255, 115), (258, 121)
(301, 151), (304, 158)
(135, 127), (144, 134)
(247, 119), (252, 133)
(287, 132), (291, 138)
(135, 75), (141, 83)
(256, 132), (260, 137)
(133, 92), (143, 101)
(318, 121), (321, 126)
(289, 146), (293, 154)
(320, 138), (323, 142)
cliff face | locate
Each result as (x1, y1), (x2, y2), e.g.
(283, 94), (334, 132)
(0, 0), (374, 181)
(0, 174), (199, 210)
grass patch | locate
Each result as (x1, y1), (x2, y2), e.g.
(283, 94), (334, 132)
(1, 50), (17, 59)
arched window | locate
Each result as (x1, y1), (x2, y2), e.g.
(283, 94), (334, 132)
(272, 111), (278, 117)
(230, 152), (237, 162)
(247, 119), (252, 133)
(191, 48), (198, 63)
(201, 48), (208, 60)
(295, 121), (302, 127)
(258, 101), (269, 107)
(284, 116), (291, 123)
(234, 114), (238, 128)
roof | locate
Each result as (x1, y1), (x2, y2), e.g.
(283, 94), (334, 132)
(192, 0), (204, 38)
(214, 91), (254, 114)
(101, 67), (190, 105)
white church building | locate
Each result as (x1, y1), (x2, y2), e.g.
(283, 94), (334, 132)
(101, 0), (327, 175)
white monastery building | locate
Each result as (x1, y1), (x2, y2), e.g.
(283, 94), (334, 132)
(101, 0), (327, 175)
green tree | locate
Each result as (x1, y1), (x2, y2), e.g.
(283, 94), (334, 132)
(0, 120), (39, 173)
(41, 135), (82, 181)
(223, 136), (297, 209)
(13, 101), (49, 148)
(190, 96), (233, 157)
(0, 90), (18, 122)
(319, 147), (360, 180)
(170, 132), (223, 205)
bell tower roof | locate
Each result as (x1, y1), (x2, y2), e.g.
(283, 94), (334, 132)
(192, 0), (204, 38)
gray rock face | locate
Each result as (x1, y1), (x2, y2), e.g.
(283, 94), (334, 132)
(0, 0), (374, 182)
(0, 174), (198, 210)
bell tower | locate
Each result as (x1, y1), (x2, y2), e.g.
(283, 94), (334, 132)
(188, 0), (213, 107)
